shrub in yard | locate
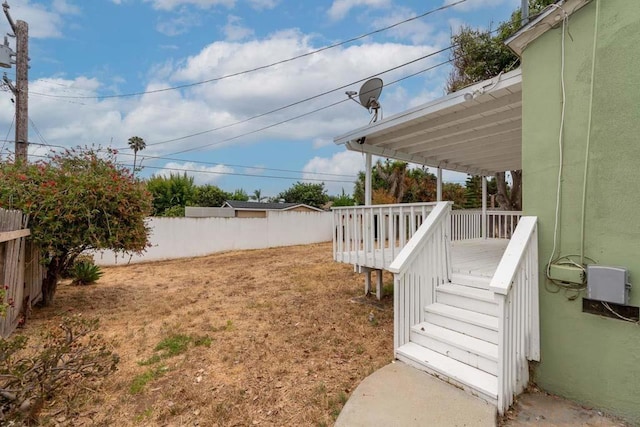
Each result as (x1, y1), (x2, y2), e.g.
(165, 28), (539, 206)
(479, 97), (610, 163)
(71, 261), (103, 285)
(0, 148), (152, 305)
(0, 316), (119, 424)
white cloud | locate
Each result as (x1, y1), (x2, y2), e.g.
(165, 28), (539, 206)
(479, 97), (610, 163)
(222, 15), (254, 41)
(2, 0), (78, 39)
(143, 0), (235, 11)
(370, 8), (440, 45)
(18, 28), (449, 191)
(312, 137), (333, 149)
(156, 8), (201, 36)
(247, 0), (278, 10)
(327, 0), (390, 21)
(303, 151), (363, 195)
(154, 161), (234, 185)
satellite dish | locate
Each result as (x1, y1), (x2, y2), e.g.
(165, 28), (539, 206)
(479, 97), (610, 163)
(358, 78), (383, 110)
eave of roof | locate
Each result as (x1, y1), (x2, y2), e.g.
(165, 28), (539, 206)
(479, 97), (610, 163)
(506, 0), (591, 56)
(334, 68), (523, 176)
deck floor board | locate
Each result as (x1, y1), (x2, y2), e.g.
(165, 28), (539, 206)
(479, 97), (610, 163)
(336, 238), (508, 278)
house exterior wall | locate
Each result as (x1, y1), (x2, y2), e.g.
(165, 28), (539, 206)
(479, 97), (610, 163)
(521, 0), (640, 422)
(236, 210), (267, 218)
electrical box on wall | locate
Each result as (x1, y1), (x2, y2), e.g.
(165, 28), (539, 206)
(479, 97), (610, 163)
(548, 263), (584, 285)
(586, 265), (630, 305)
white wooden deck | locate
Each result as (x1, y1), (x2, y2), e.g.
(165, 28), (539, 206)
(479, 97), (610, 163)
(336, 238), (508, 278)
(451, 238), (509, 278)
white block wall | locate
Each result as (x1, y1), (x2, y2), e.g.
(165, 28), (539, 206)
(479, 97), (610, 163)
(94, 211), (332, 266)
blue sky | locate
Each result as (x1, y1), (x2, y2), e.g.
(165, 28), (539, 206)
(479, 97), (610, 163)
(0, 0), (521, 198)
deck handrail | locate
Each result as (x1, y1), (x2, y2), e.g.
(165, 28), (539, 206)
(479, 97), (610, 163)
(388, 202), (452, 274)
(331, 202), (439, 210)
(489, 216), (540, 414)
(489, 216), (537, 295)
(389, 202), (452, 352)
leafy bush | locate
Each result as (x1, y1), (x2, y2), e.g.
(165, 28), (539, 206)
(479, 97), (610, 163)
(0, 316), (119, 423)
(0, 148), (152, 305)
(71, 261), (103, 285)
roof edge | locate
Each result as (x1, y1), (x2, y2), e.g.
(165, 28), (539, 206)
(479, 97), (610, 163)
(506, 0), (592, 56)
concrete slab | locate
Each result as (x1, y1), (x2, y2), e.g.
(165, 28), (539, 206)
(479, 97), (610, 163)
(503, 391), (631, 427)
(336, 361), (496, 427)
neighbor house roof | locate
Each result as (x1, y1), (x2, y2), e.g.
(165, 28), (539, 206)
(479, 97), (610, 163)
(334, 68), (523, 176)
(506, 0), (590, 56)
(222, 200), (324, 212)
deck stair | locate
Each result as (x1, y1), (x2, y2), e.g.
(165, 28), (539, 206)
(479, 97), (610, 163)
(396, 273), (500, 404)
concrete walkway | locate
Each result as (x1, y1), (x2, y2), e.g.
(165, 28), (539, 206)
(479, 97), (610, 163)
(335, 361), (496, 427)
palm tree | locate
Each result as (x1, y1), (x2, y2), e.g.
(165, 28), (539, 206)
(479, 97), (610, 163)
(127, 136), (146, 172)
(251, 189), (265, 202)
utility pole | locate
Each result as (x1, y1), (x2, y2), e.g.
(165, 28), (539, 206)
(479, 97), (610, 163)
(2, 1), (28, 162)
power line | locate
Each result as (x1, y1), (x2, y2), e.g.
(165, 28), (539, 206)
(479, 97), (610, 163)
(27, 152), (356, 184)
(29, 0), (467, 100)
(118, 50), (454, 151)
(25, 141), (357, 178)
(0, 113), (15, 155)
(114, 151), (356, 178)
(163, 58), (454, 157)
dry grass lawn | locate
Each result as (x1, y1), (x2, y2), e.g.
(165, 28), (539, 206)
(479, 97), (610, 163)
(24, 242), (394, 426)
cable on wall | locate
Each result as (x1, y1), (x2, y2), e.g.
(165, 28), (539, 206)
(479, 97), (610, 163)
(545, 4), (570, 283)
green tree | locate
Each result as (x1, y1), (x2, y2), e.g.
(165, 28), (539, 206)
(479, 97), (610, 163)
(251, 189), (266, 202)
(146, 173), (196, 216)
(442, 182), (466, 209)
(229, 188), (249, 202)
(192, 184), (229, 207)
(464, 176), (483, 209)
(354, 160), (437, 204)
(278, 182), (329, 209)
(331, 189), (356, 207)
(447, 0), (555, 92)
(127, 136), (146, 171)
(0, 148), (152, 305)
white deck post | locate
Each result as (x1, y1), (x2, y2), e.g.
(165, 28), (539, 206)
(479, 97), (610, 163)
(364, 269), (371, 295)
(365, 153), (372, 206)
(482, 176), (487, 239)
(376, 269), (383, 300)
(436, 167), (442, 202)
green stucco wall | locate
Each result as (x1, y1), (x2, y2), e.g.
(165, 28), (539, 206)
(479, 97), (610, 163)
(521, 0), (640, 423)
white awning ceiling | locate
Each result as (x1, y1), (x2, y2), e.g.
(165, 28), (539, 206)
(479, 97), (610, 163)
(334, 68), (522, 176)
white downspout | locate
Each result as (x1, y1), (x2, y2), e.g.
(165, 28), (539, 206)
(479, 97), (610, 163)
(482, 176), (487, 239)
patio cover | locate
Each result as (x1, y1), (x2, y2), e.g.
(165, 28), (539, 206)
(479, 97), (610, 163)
(334, 68), (522, 176)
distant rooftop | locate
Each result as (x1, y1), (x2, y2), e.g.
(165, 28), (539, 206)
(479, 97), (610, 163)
(222, 200), (323, 211)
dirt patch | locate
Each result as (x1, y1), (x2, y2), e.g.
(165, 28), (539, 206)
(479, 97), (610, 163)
(22, 242), (394, 426)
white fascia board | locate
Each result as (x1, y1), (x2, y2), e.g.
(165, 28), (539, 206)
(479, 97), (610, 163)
(506, 0), (591, 56)
(334, 69), (522, 146)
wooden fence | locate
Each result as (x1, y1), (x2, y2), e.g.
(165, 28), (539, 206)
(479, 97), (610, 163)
(0, 208), (44, 338)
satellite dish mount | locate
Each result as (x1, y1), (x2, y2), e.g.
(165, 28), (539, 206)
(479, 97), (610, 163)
(346, 77), (383, 123)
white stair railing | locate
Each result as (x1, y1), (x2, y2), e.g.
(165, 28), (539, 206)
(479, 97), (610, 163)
(489, 216), (540, 414)
(388, 202), (452, 352)
(332, 202), (438, 270)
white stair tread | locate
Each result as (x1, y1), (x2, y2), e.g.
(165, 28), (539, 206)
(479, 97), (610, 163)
(438, 283), (497, 303)
(412, 322), (498, 360)
(397, 342), (498, 398)
(450, 273), (492, 288)
(426, 303), (499, 331)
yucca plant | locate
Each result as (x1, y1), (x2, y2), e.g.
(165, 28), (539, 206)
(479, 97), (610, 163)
(71, 261), (103, 286)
